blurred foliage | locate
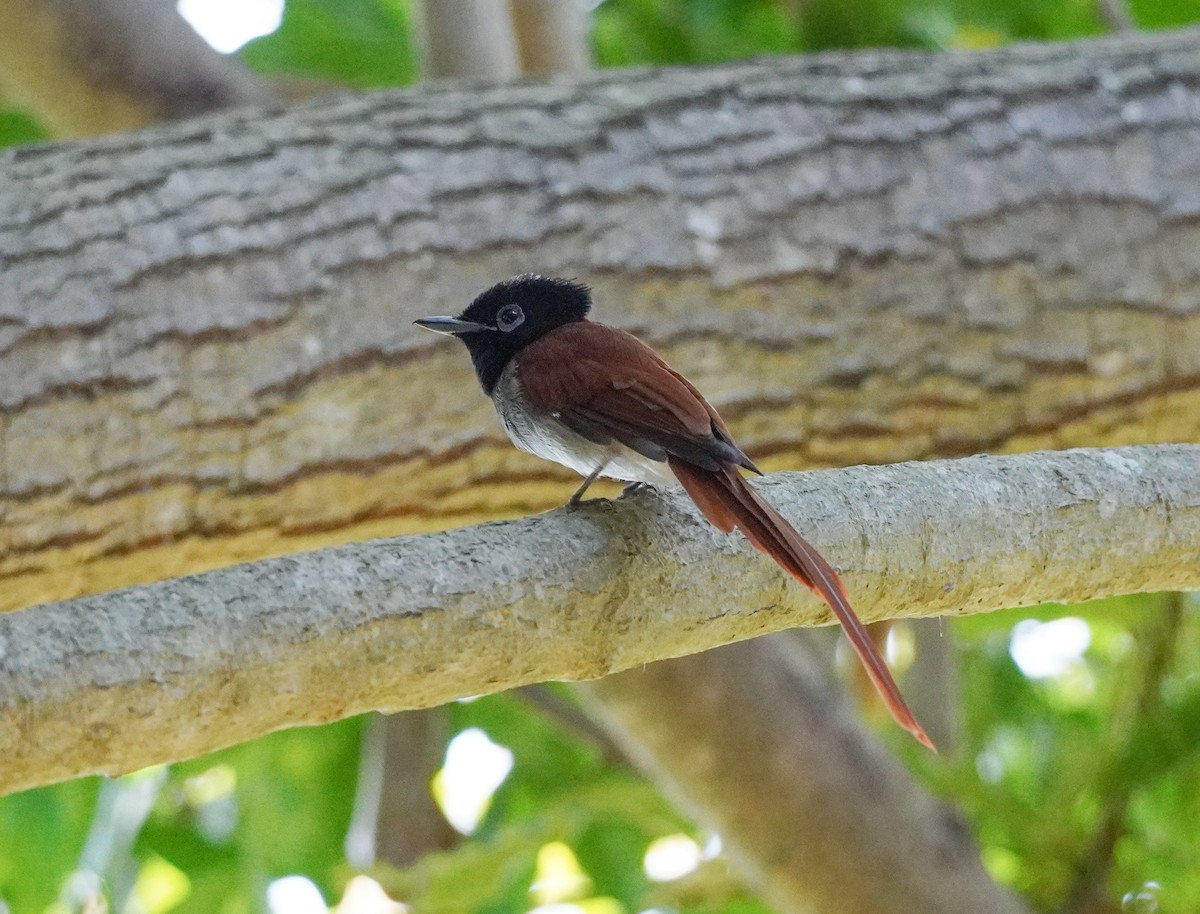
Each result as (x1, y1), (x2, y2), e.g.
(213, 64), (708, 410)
(3, 1), (1200, 913)
(240, 0), (417, 88)
(0, 109), (50, 148)
(594, 0), (1198, 61)
(135, 716), (365, 912)
(0, 778), (99, 912)
(904, 593), (1200, 913)
(3, 0), (1200, 145)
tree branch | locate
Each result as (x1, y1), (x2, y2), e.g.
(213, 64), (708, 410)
(1097, 0), (1137, 33)
(415, 0), (520, 79)
(1, 29), (1199, 608)
(511, 0), (592, 75)
(0, 0), (275, 137)
(0, 445), (1195, 797)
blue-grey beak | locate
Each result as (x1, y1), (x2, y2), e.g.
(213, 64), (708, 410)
(414, 316), (493, 336)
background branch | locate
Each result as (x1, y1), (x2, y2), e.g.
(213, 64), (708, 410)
(511, 0), (592, 75)
(582, 636), (1030, 914)
(1097, 0), (1137, 33)
(0, 444), (1196, 797)
(415, 0), (520, 79)
(0, 0), (275, 137)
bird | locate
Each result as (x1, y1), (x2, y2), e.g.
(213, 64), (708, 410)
(416, 274), (933, 749)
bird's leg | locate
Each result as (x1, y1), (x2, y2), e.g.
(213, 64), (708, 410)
(567, 462), (608, 507)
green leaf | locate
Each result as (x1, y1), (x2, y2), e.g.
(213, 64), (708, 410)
(381, 834), (539, 914)
(0, 109), (49, 149)
(574, 818), (651, 908)
(138, 717), (366, 911)
(1130, 0), (1200, 28)
(1104, 683), (1200, 795)
(0, 778), (101, 912)
(240, 0), (416, 87)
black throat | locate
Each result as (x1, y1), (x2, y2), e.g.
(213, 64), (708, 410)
(465, 340), (517, 397)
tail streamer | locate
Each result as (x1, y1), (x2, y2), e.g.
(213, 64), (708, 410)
(669, 457), (934, 750)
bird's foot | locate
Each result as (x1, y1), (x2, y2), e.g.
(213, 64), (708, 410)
(566, 495), (614, 511)
(621, 481), (660, 498)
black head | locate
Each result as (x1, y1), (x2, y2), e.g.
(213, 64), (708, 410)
(415, 274), (592, 394)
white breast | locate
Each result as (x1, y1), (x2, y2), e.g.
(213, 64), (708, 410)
(492, 362), (671, 486)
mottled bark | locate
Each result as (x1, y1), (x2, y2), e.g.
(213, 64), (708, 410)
(1, 29), (1198, 612)
(0, 0), (274, 137)
(0, 445), (1196, 797)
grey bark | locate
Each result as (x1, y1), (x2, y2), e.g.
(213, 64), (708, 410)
(1, 29), (1199, 578)
(1097, 0), (1137, 33)
(905, 617), (963, 752)
(0, 445), (1197, 797)
(371, 711), (459, 867)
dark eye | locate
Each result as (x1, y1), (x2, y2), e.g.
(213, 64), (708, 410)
(496, 304), (525, 332)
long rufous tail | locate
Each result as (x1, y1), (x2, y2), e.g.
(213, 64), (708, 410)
(668, 457), (934, 750)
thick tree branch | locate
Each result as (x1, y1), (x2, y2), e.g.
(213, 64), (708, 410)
(1, 29), (1199, 608)
(0, 445), (1196, 797)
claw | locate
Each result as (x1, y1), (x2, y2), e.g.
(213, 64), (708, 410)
(566, 495), (613, 511)
(621, 481), (660, 498)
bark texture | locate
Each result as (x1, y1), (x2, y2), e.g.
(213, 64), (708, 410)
(0, 445), (1197, 797)
(1, 30), (1198, 613)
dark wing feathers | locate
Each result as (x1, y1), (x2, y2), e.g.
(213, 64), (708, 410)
(518, 323), (759, 473)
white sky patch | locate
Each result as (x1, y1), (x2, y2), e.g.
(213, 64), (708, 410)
(437, 728), (514, 834)
(267, 876), (327, 914)
(177, 0), (284, 54)
(1010, 617), (1091, 678)
(644, 834), (702, 882)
